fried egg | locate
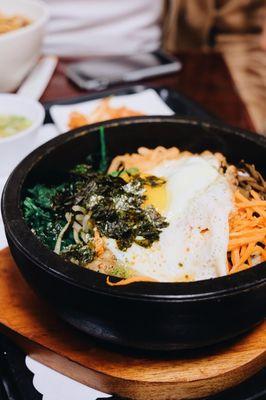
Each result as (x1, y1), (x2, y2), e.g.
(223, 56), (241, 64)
(107, 155), (234, 282)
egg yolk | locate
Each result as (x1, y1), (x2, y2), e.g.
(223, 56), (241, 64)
(144, 181), (168, 215)
(119, 171), (168, 215)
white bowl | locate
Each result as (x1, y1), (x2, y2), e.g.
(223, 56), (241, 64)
(0, 0), (49, 92)
(0, 94), (45, 177)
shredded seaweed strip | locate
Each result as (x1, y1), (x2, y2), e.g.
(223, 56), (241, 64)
(22, 163), (168, 274)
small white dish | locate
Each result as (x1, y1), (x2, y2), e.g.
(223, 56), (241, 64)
(50, 89), (174, 133)
(0, 0), (49, 92)
(0, 94), (45, 177)
(0, 123), (58, 251)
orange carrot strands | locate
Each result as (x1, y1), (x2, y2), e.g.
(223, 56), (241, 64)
(250, 190), (261, 200)
(235, 191), (248, 202)
(254, 208), (266, 218)
(231, 248), (240, 266)
(233, 242), (256, 269)
(237, 200), (266, 208)
(241, 242), (256, 265)
(228, 189), (266, 274)
(240, 245), (247, 257)
(228, 235), (265, 251)
(229, 262), (251, 274)
(230, 228), (266, 238)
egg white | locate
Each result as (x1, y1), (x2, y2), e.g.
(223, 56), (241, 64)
(107, 155), (234, 282)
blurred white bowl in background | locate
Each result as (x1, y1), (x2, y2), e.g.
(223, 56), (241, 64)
(0, 94), (45, 177)
(0, 0), (49, 92)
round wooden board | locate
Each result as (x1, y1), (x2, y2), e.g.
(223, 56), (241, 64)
(0, 248), (265, 400)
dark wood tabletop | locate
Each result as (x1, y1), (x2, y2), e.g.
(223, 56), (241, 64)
(41, 51), (254, 132)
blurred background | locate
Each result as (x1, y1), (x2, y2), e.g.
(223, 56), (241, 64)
(0, 0), (266, 133)
(0, 0), (265, 134)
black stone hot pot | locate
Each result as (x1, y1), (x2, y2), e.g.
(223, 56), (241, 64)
(2, 117), (266, 351)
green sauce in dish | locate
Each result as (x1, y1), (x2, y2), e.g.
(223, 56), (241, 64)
(0, 115), (32, 138)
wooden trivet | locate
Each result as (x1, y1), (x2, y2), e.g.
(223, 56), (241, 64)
(0, 248), (265, 400)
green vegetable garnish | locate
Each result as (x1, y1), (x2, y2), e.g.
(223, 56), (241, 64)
(99, 126), (107, 172)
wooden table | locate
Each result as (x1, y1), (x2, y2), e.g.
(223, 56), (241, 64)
(41, 51), (254, 132)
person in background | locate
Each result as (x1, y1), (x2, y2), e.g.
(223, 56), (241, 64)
(162, 0), (266, 135)
(260, 18), (266, 50)
(163, 0), (265, 51)
(43, 0), (163, 57)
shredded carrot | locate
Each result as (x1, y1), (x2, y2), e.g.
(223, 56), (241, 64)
(235, 191), (249, 202)
(230, 227), (266, 238)
(229, 262), (251, 274)
(231, 248), (240, 265)
(251, 190), (261, 200)
(106, 276), (157, 286)
(228, 235), (265, 250)
(227, 190), (266, 273)
(236, 200), (266, 208)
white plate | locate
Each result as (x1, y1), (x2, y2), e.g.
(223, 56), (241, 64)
(50, 88), (174, 133)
